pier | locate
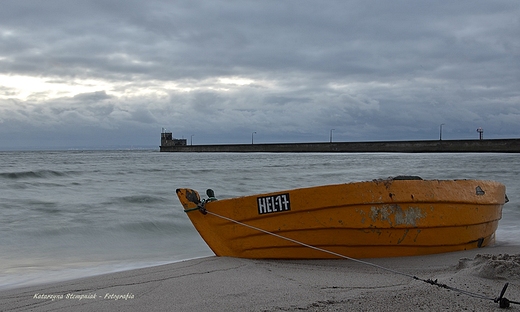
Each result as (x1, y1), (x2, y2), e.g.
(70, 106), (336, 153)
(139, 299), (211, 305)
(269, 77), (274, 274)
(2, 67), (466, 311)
(160, 134), (520, 153)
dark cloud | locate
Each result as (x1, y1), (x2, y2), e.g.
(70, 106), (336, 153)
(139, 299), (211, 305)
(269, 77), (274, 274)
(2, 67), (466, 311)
(0, 0), (519, 150)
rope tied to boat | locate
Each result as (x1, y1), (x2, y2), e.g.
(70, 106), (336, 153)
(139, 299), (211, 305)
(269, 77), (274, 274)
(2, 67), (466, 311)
(183, 189), (217, 214)
(193, 195), (518, 309)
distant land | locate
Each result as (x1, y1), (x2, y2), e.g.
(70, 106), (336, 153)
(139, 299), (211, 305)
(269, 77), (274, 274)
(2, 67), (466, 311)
(160, 135), (520, 153)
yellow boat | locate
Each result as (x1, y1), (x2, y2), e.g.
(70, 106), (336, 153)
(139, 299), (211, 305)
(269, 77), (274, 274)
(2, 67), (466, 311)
(176, 177), (507, 259)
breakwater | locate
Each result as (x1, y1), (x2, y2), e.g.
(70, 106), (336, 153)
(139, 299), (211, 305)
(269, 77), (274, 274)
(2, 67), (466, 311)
(160, 138), (520, 153)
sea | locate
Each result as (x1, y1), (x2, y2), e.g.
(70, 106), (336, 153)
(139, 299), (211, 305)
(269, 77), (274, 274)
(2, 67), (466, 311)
(1, 151), (519, 290)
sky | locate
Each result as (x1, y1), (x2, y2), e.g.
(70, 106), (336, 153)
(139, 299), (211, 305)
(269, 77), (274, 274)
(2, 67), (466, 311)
(1, 0), (519, 150)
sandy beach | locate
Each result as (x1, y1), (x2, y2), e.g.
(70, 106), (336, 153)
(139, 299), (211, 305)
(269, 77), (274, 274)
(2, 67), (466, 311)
(1, 244), (519, 312)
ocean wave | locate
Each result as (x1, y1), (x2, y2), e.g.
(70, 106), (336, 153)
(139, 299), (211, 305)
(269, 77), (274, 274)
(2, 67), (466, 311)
(115, 195), (168, 205)
(117, 220), (193, 234)
(20, 219), (193, 237)
(0, 170), (69, 180)
(33, 206), (62, 214)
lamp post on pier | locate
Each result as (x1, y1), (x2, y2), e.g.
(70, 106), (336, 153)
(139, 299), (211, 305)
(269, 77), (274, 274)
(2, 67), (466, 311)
(252, 132), (256, 144)
(439, 124), (444, 141)
(329, 129), (335, 143)
(477, 128), (484, 140)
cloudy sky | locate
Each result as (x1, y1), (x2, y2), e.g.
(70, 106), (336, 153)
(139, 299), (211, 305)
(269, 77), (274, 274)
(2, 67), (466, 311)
(1, 0), (519, 150)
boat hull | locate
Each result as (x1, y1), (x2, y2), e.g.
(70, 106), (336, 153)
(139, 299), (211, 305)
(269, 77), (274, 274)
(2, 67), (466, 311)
(176, 179), (506, 259)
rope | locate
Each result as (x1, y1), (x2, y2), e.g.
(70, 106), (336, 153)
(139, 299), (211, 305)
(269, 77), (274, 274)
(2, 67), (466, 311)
(195, 206), (518, 308)
(183, 206), (202, 213)
(205, 210), (415, 279)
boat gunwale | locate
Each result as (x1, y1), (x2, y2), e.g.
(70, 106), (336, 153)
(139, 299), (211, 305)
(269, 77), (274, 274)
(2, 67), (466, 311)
(202, 179), (505, 204)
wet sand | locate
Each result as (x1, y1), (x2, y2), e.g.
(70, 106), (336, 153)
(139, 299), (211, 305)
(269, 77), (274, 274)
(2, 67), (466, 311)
(1, 244), (519, 311)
